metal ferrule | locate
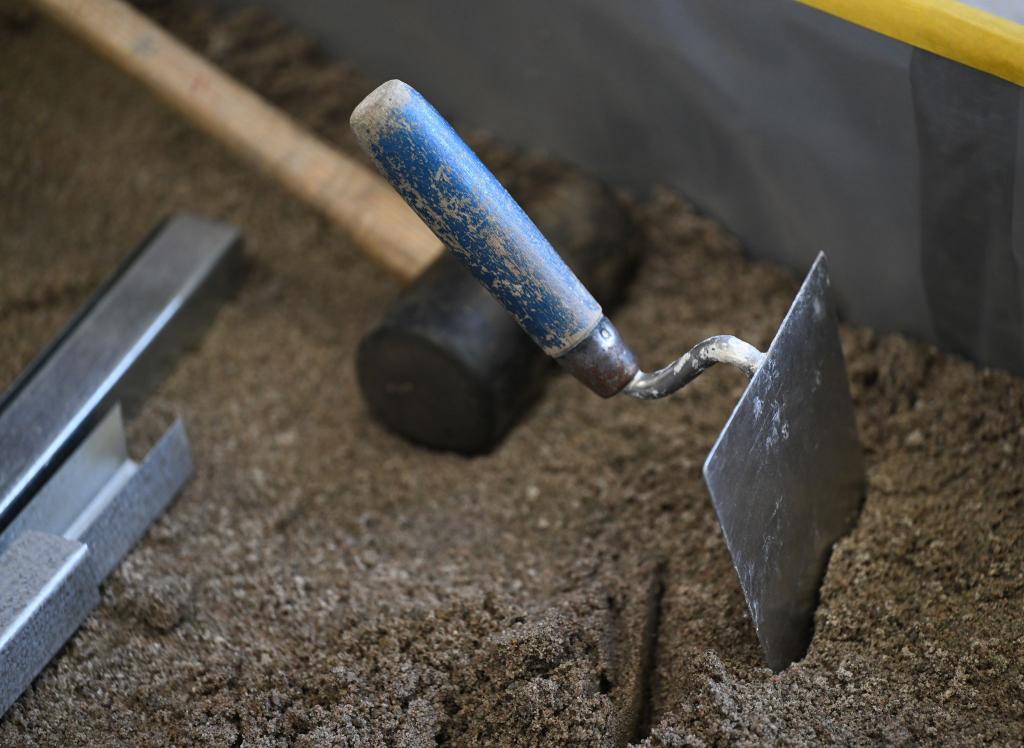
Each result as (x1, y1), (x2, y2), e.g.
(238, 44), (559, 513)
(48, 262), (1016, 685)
(555, 317), (639, 398)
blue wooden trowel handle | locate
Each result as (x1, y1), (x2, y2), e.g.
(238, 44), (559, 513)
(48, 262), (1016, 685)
(350, 80), (603, 358)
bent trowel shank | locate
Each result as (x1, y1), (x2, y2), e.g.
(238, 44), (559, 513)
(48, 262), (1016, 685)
(703, 253), (865, 671)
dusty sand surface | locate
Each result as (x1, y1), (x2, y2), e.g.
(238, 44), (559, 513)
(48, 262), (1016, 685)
(1, 3), (1021, 745)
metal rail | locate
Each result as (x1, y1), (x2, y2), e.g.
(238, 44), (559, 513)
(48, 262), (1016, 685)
(0, 214), (242, 716)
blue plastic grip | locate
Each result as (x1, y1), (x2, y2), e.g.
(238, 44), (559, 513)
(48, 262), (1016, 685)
(350, 80), (603, 357)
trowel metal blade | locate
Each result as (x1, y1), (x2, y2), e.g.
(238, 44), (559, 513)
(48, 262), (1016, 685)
(703, 252), (864, 672)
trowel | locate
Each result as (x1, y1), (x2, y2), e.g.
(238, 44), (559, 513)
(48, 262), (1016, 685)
(351, 80), (865, 671)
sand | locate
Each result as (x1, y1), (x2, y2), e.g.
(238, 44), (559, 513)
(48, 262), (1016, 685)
(0, 3), (1021, 745)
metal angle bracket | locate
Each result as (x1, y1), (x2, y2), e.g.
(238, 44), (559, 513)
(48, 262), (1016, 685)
(0, 214), (243, 717)
(0, 407), (192, 714)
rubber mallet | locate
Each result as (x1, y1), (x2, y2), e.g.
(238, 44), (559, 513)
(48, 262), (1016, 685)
(31, 0), (639, 454)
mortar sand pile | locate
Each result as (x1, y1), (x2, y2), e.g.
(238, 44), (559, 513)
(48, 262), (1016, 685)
(1, 3), (1021, 745)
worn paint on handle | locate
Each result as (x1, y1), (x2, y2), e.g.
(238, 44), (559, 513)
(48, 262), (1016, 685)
(351, 80), (603, 357)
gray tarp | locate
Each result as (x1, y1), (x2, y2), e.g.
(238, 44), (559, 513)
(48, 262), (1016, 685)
(962, 0), (1024, 23)
(220, 0), (1024, 375)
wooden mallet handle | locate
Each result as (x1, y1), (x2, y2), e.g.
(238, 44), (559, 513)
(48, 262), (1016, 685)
(30, 0), (442, 282)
